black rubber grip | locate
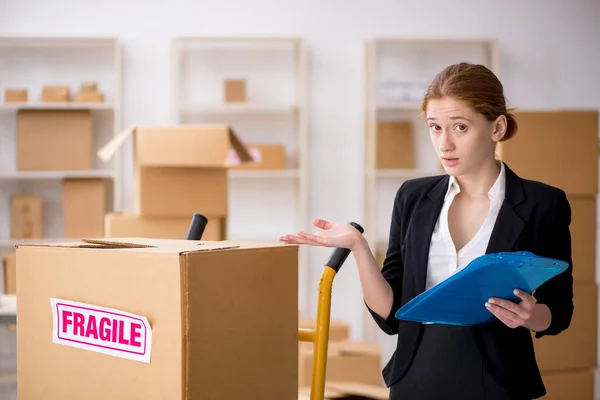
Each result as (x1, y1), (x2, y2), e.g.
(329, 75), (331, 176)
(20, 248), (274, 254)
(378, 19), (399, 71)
(326, 222), (365, 273)
(185, 213), (208, 240)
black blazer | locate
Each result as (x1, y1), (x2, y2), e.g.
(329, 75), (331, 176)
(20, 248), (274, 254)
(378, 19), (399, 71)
(368, 162), (574, 399)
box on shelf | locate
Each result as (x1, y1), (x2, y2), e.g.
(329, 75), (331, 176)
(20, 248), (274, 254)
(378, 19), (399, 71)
(16, 238), (298, 399)
(104, 212), (226, 241)
(230, 144), (287, 170)
(10, 194), (43, 239)
(376, 121), (414, 169)
(80, 82), (98, 93)
(224, 79), (246, 103)
(4, 89), (28, 103)
(497, 110), (598, 195)
(98, 125), (252, 217)
(41, 85), (70, 102)
(62, 179), (111, 238)
(17, 110), (93, 170)
(298, 341), (382, 387)
(569, 195), (596, 283)
(298, 317), (349, 341)
(75, 92), (105, 103)
(541, 368), (594, 400)
(2, 252), (16, 295)
(533, 283), (597, 372)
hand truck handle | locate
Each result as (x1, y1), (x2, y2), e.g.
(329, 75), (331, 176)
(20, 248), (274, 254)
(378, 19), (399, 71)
(325, 222), (364, 272)
(185, 213), (208, 240)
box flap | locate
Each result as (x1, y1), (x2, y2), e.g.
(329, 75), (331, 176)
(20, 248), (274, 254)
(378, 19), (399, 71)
(97, 125), (253, 168)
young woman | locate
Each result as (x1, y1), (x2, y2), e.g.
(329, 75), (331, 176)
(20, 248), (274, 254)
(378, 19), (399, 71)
(280, 62), (573, 400)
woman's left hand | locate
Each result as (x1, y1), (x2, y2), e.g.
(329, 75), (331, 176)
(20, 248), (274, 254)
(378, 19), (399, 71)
(485, 289), (551, 331)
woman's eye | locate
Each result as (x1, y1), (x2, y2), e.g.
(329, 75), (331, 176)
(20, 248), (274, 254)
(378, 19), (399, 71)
(456, 124), (467, 131)
(430, 124), (441, 131)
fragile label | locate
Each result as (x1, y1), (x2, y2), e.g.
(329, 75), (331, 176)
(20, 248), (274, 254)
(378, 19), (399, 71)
(50, 298), (153, 363)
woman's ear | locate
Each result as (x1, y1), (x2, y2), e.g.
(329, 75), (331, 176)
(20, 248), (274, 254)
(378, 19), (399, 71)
(491, 115), (508, 142)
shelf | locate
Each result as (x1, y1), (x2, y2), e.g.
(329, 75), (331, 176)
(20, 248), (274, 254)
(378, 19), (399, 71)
(229, 169), (300, 179)
(374, 168), (441, 179)
(375, 101), (422, 111)
(0, 170), (115, 180)
(0, 102), (114, 111)
(180, 104), (297, 115)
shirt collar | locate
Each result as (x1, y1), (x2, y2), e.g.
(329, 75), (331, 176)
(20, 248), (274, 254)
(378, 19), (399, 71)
(444, 161), (506, 202)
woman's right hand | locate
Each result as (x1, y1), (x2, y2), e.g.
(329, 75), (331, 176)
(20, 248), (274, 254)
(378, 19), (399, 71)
(279, 218), (365, 251)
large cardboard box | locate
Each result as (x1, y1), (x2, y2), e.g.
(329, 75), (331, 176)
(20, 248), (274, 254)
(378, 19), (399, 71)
(2, 252), (16, 295)
(62, 179), (111, 238)
(299, 341), (382, 387)
(497, 110), (598, 195)
(376, 121), (414, 169)
(105, 212), (226, 240)
(10, 194), (43, 239)
(533, 283), (597, 372)
(16, 238), (298, 399)
(298, 382), (389, 400)
(299, 318), (349, 341)
(541, 368), (594, 400)
(230, 144), (287, 170)
(98, 125), (252, 217)
(569, 195), (596, 283)
(17, 110), (93, 170)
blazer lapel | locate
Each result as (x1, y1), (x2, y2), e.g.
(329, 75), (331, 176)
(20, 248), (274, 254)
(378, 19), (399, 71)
(486, 163), (527, 254)
(409, 176), (448, 295)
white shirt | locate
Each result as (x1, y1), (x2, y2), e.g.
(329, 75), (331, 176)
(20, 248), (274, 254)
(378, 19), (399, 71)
(425, 162), (506, 292)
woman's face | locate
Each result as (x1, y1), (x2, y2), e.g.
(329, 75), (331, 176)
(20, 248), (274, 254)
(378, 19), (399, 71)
(426, 96), (505, 177)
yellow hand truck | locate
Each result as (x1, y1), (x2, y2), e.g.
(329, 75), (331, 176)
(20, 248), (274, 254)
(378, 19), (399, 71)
(185, 214), (365, 400)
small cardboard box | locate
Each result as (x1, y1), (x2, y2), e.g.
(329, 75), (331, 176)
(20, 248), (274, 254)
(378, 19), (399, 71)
(2, 252), (16, 295)
(230, 144), (287, 170)
(533, 283), (597, 371)
(224, 79), (246, 103)
(17, 110), (93, 170)
(4, 89), (28, 103)
(42, 85), (70, 102)
(376, 121), (414, 169)
(541, 368), (594, 400)
(299, 341), (382, 387)
(105, 212), (226, 241)
(75, 91), (105, 103)
(98, 125), (252, 217)
(16, 238), (299, 399)
(10, 194), (43, 239)
(62, 179), (111, 238)
(299, 318), (349, 341)
(497, 110), (598, 195)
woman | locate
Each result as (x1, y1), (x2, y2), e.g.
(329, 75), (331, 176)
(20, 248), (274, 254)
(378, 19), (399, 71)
(280, 62), (573, 400)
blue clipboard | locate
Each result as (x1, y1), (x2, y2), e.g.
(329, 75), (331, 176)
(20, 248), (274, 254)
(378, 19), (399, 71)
(395, 251), (569, 326)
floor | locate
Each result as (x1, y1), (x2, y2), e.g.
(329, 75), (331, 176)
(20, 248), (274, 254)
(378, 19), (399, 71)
(0, 325), (17, 400)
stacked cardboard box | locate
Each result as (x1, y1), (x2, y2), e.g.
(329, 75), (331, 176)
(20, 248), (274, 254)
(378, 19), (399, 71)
(100, 125), (252, 240)
(16, 238), (299, 399)
(498, 109), (598, 400)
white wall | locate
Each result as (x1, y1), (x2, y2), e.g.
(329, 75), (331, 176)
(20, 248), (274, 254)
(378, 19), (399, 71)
(2, 0), (600, 390)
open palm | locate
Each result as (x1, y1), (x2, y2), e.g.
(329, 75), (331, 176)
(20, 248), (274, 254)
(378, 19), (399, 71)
(279, 219), (363, 250)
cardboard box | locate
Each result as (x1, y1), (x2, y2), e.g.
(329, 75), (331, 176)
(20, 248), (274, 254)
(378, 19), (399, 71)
(299, 341), (382, 387)
(299, 382), (389, 400)
(75, 91), (105, 103)
(2, 252), (16, 295)
(62, 179), (110, 238)
(17, 110), (93, 170)
(533, 283), (597, 372)
(230, 144), (287, 170)
(299, 318), (349, 341)
(10, 194), (43, 239)
(497, 110), (598, 195)
(224, 79), (246, 102)
(98, 125), (252, 217)
(541, 368), (594, 400)
(4, 89), (27, 103)
(16, 238), (299, 399)
(105, 212), (225, 241)
(80, 82), (98, 93)
(569, 195), (596, 283)
(376, 121), (414, 169)
(42, 85), (70, 102)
